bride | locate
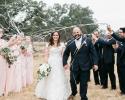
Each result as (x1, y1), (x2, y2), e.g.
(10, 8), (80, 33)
(35, 32), (70, 100)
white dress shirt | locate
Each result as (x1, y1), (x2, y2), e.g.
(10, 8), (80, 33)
(75, 36), (82, 49)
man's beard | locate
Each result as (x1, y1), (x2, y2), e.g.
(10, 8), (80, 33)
(73, 34), (81, 40)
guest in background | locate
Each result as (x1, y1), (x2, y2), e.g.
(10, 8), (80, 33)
(108, 27), (125, 94)
(92, 32), (116, 90)
(92, 31), (103, 85)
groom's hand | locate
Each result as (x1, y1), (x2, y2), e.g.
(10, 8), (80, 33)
(64, 64), (69, 70)
(93, 65), (98, 71)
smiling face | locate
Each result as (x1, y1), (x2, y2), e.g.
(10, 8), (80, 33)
(93, 31), (99, 38)
(72, 27), (82, 40)
(52, 32), (60, 42)
(118, 30), (125, 38)
(16, 35), (22, 45)
(49, 32), (61, 46)
(25, 36), (31, 43)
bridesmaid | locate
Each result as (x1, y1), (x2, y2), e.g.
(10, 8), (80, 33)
(0, 28), (8, 96)
(12, 35), (23, 92)
(0, 28), (15, 96)
(5, 36), (17, 95)
(25, 36), (34, 85)
(20, 36), (27, 88)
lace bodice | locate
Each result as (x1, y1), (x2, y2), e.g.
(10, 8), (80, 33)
(49, 46), (63, 57)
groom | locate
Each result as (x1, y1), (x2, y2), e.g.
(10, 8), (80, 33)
(63, 27), (98, 100)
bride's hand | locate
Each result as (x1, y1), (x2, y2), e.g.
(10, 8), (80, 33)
(93, 65), (98, 71)
(64, 64), (69, 70)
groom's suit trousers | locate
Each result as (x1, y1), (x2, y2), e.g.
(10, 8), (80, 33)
(70, 69), (89, 100)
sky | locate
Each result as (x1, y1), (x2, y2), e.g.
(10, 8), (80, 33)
(37, 0), (125, 31)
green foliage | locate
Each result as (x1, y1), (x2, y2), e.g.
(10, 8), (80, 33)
(0, 0), (98, 40)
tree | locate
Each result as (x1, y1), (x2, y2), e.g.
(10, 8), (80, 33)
(60, 4), (97, 34)
(0, 0), (98, 41)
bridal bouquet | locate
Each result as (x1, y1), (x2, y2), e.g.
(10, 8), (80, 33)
(37, 63), (51, 81)
(0, 47), (17, 67)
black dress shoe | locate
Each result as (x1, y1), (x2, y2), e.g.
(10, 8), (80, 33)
(120, 92), (125, 95)
(102, 86), (108, 89)
(111, 87), (116, 90)
(95, 83), (100, 85)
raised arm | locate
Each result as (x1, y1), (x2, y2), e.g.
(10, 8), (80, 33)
(97, 38), (116, 46)
(107, 25), (125, 42)
(112, 33), (125, 42)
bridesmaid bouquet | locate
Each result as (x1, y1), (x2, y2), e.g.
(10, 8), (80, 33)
(20, 44), (28, 50)
(20, 44), (28, 55)
(37, 63), (51, 81)
(0, 47), (17, 67)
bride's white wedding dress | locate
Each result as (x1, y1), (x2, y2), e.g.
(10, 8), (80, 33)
(35, 45), (70, 100)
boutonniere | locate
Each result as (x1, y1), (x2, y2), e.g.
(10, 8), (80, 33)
(79, 39), (87, 50)
(120, 43), (123, 46)
(82, 40), (87, 47)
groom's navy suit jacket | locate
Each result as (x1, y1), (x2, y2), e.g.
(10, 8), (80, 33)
(63, 36), (98, 71)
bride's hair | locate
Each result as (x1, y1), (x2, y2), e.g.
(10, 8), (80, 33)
(49, 32), (60, 46)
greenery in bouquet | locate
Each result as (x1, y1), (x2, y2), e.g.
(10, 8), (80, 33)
(20, 44), (28, 54)
(37, 64), (51, 81)
(20, 45), (27, 50)
(0, 47), (17, 68)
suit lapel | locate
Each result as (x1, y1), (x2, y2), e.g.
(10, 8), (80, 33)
(79, 36), (86, 49)
(72, 40), (77, 49)
(72, 36), (86, 56)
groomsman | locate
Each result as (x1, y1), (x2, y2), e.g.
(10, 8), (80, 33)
(92, 32), (116, 89)
(63, 27), (98, 100)
(92, 31), (103, 85)
(108, 27), (125, 94)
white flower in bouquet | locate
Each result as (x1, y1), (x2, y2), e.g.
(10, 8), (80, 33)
(0, 47), (17, 68)
(37, 63), (51, 81)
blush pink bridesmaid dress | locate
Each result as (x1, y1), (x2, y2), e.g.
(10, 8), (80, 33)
(0, 39), (9, 96)
(12, 45), (23, 92)
(20, 47), (27, 88)
(26, 44), (34, 85)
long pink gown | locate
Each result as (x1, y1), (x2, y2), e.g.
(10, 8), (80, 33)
(0, 39), (9, 96)
(5, 45), (22, 94)
(12, 45), (22, 92)
(20, 48), (27, 88)
(5, 61), (15, 95)
(26, 44), (34, 85)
